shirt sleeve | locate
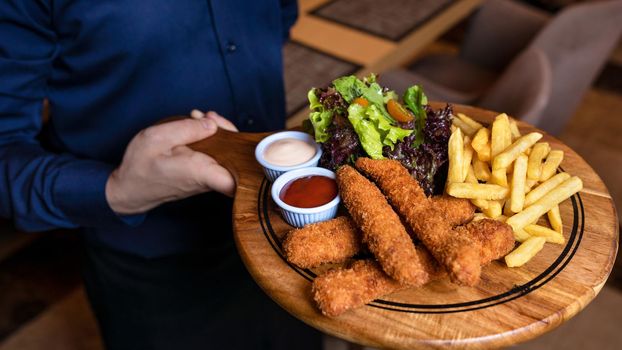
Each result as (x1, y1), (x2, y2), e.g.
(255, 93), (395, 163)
(280, 0), (299, 43)
(0, 1), (144, 231)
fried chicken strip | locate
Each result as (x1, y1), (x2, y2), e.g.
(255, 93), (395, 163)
(336, 165), (429, 286)
(311, 260), (404, 318)
(312, 219), (514, 317)
(431, 195), (476, 226)
(455, 219), (515, 265)
(355, 158), (482, 286)
(282, 216), (362, 269)
(283, 214), (511, 270)
(283, 198), (471, 269)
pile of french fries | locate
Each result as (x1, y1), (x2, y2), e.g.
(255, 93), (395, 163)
(447, 113), (583, 267)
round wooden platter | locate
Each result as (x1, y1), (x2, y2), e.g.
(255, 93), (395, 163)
(189, 103), (619, 349)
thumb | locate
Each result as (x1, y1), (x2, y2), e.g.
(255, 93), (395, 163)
(146, 118), (217, 150)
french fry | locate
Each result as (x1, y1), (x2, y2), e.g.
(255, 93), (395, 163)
(465, 164), (477, 183)
(491, 113), (512, 158)
(525, 179), (538, 193)
(505, 237), (546, 267)
(445, 112), (579, 268)
(451, 124), (457, 133)
(472, 157), (491, 182)
(466, 165), (489, 210)
(471, 127), (491, 162)
(490, 167), (508, 187)
(456, 113), (484, 131)
(509, 118), (521, 140)
(472, 213), (488, 221)
(514, 228), (531, 242)
(478, 143), (491, 162)
(483, 200), (502, 218)
(527, 142), (550, 180)
(540, 150), (564, 182)
(506, 176), (583, 232)
(447, 128), (464, 183)
(471, 199), (489, 211)
(492, 132), (543, 170)
(524, 172), (571, 207)
(510, 154), (528, 212)
(462, 136), (474, 182)
(548, 205), (563, 234)
(524, 224), (565, 244)
(506, 161), (515, 174)
(446, 183), (509, 200)
(452, 118), (477, 137)
(503, 199), (514, 216)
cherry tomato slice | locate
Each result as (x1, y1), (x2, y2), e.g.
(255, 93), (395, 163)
(352, 97), (369, 107)
(387, 99), (414, 122)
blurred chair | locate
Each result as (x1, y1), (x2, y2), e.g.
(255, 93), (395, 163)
(381, 0), (622, 134)
(478, 47), (552, 121)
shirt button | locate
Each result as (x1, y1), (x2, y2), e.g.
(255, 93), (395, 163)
(226, 42), (237, 53)
(245, 118), (255, 126)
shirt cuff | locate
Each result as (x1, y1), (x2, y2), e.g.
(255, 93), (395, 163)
(53, 159), (146, 229)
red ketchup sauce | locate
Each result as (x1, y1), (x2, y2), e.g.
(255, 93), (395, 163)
(279, 175), (338, 208)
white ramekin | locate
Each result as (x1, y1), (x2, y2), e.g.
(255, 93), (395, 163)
(270, 167), (340, 228)
(255, 131), (322, 182)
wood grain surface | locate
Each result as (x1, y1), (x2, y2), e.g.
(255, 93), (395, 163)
(189, 103), (619, 349)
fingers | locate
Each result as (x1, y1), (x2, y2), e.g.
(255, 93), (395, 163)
(172, 149), (236, 197)
(206, 111), (238, 132)
(203, 162), (236, 197)
(143, 118), (217, 151)
(190, 109), (238, 133)
(190, 109), (206, 119)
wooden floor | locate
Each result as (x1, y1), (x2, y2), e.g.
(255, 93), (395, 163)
(0, 0), (621, 349)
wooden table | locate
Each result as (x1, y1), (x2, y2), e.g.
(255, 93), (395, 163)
(190, 103), (619, 349)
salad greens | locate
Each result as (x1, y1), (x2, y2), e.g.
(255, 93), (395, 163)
(307, 74), (453, 195)
(404, 85), (428, 148)
(307, 89), (333, 143)
(310, 75), (414, 157)
(332, 74), (393, 122)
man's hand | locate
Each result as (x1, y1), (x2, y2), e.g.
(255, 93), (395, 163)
(106, 111), (238, 215)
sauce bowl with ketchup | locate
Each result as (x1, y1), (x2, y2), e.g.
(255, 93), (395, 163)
(255, 131), (322, 182)
(271, 167), (340, 227)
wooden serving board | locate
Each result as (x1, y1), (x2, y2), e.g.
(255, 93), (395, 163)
(189, 103), (619, 349)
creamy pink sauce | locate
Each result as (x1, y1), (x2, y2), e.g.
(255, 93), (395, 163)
(263, 138), (316, 166)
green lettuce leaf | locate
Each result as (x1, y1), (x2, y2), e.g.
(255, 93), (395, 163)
(403, 85), (428, 148)
(383, 90), (398, 104)
(385, 126), (415, 149)
(307, 88), (333, 143)
(308, 88), (323, 110)
(309, 111), (332, 143)
(332, 76), (366, 103)
(332, 75), (396, 123)
(347, 103), (414, 158)
(365, 105), (413, 150)
(347, 104), (384, 159)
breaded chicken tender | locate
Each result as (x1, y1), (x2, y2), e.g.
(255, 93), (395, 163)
(282, 216), (362, 269)
(431, 195), (476, 226)
(355, 158), (482, 286)
(311, 260), (403, 317)
(312, 219), (514, 317)
(455, 219), (515, 265)
(336, 165), (429, 286)
(283, 217), (506, 270)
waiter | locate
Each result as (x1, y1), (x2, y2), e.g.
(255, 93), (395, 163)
(0, 1), (321, 349)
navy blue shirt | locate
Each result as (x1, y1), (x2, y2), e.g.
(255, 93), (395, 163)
(0, 0), (297, 257)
